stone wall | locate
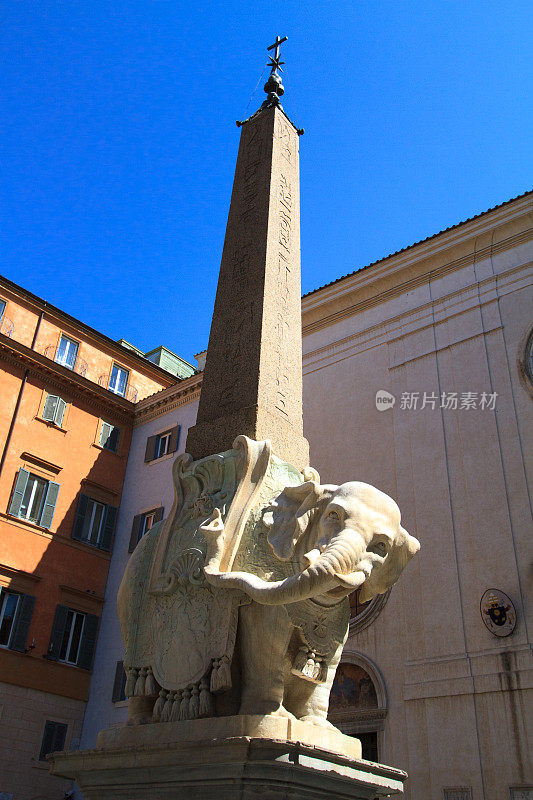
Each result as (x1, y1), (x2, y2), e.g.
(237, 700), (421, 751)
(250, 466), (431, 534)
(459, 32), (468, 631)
(0, 682), (84, 800)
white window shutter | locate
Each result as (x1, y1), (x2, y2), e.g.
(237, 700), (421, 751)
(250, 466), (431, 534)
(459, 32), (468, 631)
(55, 398), (67, 426)
(43, 395), (58, 421)
(99, 422), (112, 447)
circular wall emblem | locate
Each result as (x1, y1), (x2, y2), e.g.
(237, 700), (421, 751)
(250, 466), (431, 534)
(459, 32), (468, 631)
(480, 589), (516, 637)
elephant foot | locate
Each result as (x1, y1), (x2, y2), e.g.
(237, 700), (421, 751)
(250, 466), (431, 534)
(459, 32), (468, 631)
(239, 700), (296, 720)
(299, 714), (338, 730)
(268, 706), (297, 721)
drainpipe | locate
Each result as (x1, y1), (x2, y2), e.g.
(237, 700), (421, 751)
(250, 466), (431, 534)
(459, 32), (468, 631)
(0, 312), (44, 478)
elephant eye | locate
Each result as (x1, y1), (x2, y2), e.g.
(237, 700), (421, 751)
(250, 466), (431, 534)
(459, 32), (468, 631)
(369, 541), (388, 556)
(327, 510), (340, 521)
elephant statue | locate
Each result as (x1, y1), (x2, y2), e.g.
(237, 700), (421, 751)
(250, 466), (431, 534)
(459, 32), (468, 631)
(118, 436), (419, 729)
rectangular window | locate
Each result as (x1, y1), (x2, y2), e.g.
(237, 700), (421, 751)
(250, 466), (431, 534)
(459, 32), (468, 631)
(108, 364), (129, 396)
(144, 425), (180, 462)
(39, 720), (68, 761)
(0, 590), (20, 648)
(72, 494), (117, 552)
(55, 335), (79, 370)
(99, 421), (120, 452)
(155, 432), (171, 459)
(48, 605), (99, 669)
(42, 394), (67, 427)
(8, 469), (60, 529)
(0, 298), (5, 321)
(128, 506), (164, 552)
(112, 660), (127, 703)
(78, 498), (106, 546)
(0, 589), (35, 652)
(58, 609), (85, 664)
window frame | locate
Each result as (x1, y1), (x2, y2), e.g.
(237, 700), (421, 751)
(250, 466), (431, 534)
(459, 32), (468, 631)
(39, 720), (68, 761)
(8, 469), (60, 530)
(128, 506), (164, 553)
(20, 473), (48, 523)
(108, 363), (129, 396)
(99, 420), (120, 453)
(0, 588), (35, 652)
(72, 493), (117, 552)
(48, 604), (99, 669)
(55, 334), (79, 371)
(58, 608), (86, 665)
(155, 431), (171, 459)
(42, 393), (67, 427)
(0, 589), (21, 649)
(0, 298), (6, 322)
(80, 498), (107, 547)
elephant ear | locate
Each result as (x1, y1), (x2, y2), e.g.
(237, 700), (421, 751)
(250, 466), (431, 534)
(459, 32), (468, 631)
(358, 526), (420, 603)
(264, 481), (335, 561)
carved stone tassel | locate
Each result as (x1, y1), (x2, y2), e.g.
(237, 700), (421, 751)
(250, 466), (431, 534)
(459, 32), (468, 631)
(291, 648), (325, 685)
(125, 667), (138, 698)
(152, 690), (167, 722)
(210, 655), (232, 693)
(199, 676), (214, 717)
(179, 688), (191, 720)
(317, 659), (328, 683)
(189, 685), (200, 719)
(170, 691), (183, 722)
(134, 667), (147, 696)
(145, 667), (158, 697)
(161, 691), (174, 722)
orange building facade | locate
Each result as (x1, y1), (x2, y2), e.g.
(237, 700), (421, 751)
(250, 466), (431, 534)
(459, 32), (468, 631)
(0, 274), (177, 799)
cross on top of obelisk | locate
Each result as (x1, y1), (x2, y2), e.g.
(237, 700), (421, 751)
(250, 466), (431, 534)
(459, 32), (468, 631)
(267, 35), (287, 72)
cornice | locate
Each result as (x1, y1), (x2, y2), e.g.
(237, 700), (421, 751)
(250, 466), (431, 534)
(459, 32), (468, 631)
(303, 193), (533, 306)
(302, 222), (533, 337)
(133, 374), (203, 427)
(0, 334), (135, 425)
(0, 274), (177, 388)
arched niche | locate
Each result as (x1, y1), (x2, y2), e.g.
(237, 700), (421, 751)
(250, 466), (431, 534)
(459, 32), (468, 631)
(328, 651), (388, 761)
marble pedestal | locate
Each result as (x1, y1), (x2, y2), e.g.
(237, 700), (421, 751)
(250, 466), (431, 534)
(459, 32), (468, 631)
(49, 716), (406, 799)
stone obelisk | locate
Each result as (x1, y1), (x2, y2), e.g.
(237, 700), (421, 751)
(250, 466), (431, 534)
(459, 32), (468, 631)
(186, 40), (309, 469)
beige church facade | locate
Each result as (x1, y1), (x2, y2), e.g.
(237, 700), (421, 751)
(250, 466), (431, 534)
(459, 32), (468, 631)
(80, 191), (532, 800)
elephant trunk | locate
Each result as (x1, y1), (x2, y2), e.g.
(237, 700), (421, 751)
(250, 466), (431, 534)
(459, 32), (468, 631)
(203, 524), (364, 606)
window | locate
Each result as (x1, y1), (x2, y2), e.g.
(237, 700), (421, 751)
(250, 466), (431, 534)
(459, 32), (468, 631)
(55, 335), (79, 370)
(72, 494), (117, 552)
(0, 589), (35, 651)
(8, 469), (60, 529)
(39, 720), (68, 761)
(112, 660), (127, 703)
(525, 330), (533, 383)
(59, 609), (85, 664)
(42, 394), (67, 427)
(0, 298), (5, 321)
(108, 364), (129, 396)
(0, 590), (19, 647)
(155, 432), (171, 459)
(144, 425), (180, 462)
(48, 605), (99, 669)
(128, 506), (164, 552)
(99, 421), (120, 452)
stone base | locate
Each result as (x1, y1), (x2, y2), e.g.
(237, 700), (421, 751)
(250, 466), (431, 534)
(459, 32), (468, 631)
(49, 715), (406, 799)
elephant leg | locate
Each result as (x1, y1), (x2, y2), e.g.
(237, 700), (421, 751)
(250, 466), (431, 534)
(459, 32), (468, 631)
(238, 603), (294, 717)
(284, 642), (344, 728)
(127, 695), (156, 725)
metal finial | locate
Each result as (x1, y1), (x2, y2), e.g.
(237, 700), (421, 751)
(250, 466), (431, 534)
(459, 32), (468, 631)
(262, 35), (287, 110)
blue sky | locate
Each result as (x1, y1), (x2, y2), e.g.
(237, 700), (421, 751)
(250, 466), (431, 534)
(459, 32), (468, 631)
(1, 1), (531, 365)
